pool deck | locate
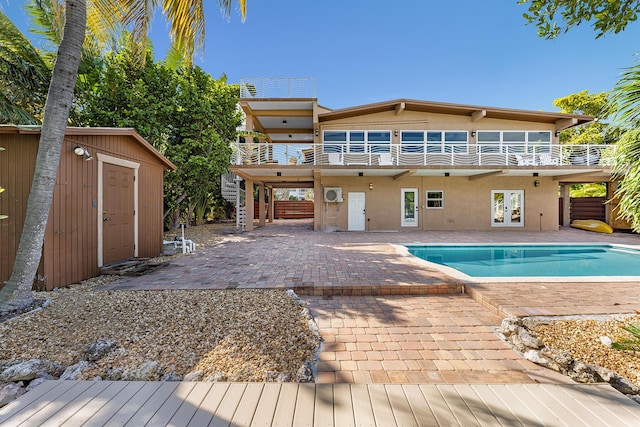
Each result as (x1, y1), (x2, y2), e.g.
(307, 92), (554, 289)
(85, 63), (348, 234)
(3, 221), (640, 425)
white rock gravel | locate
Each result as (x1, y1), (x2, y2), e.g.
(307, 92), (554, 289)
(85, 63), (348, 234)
(529, 314), (640, 388)
(0, 284), (321, 383)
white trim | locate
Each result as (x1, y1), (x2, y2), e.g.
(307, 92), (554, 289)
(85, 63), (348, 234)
(97, 153), (140, 267)
(491, 190), (524, 228)
(425, 190), (444, 209)
(401, 188), (419, 227)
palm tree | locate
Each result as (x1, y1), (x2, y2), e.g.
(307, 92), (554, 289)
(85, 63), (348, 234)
(0, 9), (51, 124)
(0, 0), (247, 311)
(610, 59), (640, 231)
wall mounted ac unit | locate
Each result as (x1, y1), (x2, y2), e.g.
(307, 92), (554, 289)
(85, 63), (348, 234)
(324, 187), (343, 203)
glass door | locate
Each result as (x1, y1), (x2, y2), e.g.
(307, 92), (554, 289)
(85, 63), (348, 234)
(492, 190), (524, 227)
(401, 188), (419, 227)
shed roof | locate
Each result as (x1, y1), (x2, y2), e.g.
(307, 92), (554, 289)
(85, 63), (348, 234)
(0, 125), (176, 170)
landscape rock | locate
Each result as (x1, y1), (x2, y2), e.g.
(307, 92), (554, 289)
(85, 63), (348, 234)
(0, 360), (62, 382)
(84, 340), (117, 362)
(204, 372), (226, 382)
(517, 328), (542, 349)
(123, 361), (160, 381)
(499, 317), (521, 337)
(162, 372), (181, 382)
(524, 350), (558, 371)
(295, 361), (314, 383)
(0, 382), (25, 407)
(60, 361), (91, 381)
(183, 370), (204, 382)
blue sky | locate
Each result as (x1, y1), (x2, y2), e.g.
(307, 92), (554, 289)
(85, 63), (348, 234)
(4, 0), (640, 112)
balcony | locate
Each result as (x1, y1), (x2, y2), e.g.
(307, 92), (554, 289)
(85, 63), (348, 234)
(240, 78), (317, 99)
(231, 143), (616, 168)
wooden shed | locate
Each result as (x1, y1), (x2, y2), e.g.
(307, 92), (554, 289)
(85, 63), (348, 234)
(0, 126), (176, 290)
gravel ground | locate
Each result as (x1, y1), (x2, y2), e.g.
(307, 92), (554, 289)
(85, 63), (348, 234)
(530, 314), (640, 387)
(0, 284), (320, 382)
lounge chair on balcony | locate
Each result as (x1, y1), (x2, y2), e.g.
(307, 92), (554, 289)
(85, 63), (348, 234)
(538, 153), (559, 166)
(328, 153), (343, 165)
(515, 154), (535, 166)
(378, 153), (394, 165)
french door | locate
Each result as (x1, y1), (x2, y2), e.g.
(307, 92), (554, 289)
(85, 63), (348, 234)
(401, 188), (419, 227)
(492, 190), (524, 227)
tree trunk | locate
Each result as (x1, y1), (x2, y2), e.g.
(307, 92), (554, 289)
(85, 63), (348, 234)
(0, 0), (86, 311)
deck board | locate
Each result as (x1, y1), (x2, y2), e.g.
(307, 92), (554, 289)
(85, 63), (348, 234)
(385, 385), (416, 426)
(1, 381), (639, 426)
(186, 382), (230, 427)
(402, 384), (438, 426)
(350, 384), (375, 427)
(250, 383), (280, 427)
(313, 383), (334, 427)
(231, 383), (264, 427)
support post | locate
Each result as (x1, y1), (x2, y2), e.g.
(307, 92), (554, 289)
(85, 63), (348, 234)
(258, 183), (266, 226)
(268, 187), (274, 223)
(245, 179), (254, 231)
(561, 184), (571, 227)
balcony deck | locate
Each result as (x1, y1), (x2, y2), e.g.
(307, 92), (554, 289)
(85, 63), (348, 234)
(232, 143), (614, 169)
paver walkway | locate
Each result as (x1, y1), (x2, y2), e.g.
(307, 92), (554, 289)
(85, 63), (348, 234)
(4, 220), (640, 425)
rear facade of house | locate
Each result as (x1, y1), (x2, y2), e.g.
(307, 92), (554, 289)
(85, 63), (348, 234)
(228, 78), (617, 232)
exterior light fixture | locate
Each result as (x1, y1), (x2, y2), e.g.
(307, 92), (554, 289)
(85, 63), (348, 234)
(471, 130), (476, 137)
(74, 146), (93, 161)
(276, 172), (282, 176)
(533, 172), (539, 177)
(444, 172), (450, 177)
(315, 129), (319, 137)
(394, 130), (399, 137)
(282, 120), (287, 126)
(534, 180), (540, 187)
(369, 183), (373, 190)
(555, 130), (561, 137)
(358, 172), (364, 177)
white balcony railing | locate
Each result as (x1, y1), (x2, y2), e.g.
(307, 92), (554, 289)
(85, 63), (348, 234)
(231, 143), (616, 168)
(239, 78), (316, 98)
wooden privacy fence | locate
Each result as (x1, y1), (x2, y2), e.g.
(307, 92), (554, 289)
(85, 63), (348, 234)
(559, 197), (606, 225)
(254, 200), (314, 219)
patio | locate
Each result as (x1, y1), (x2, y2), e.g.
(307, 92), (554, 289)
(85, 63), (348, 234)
(2, 220), (640, 425)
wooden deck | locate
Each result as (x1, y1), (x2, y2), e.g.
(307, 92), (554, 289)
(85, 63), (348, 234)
(1, 381), (639, 426)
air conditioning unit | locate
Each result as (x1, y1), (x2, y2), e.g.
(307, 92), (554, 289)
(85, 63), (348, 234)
(324, 187), (343, 203)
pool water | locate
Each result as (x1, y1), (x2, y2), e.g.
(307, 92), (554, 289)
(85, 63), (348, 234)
(406, 244), (640, 278)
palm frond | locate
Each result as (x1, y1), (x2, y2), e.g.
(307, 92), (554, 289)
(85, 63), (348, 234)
(612, 323), (640, 352)
(610, 57), (640, 127)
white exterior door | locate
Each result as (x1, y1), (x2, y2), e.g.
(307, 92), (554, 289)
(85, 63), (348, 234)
(401, 188), (419, 227)
(492, 190), (524, 227)
(348, 192), (366, 231)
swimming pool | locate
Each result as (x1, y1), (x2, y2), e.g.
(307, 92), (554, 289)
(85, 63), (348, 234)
(405, 244), (640, 280)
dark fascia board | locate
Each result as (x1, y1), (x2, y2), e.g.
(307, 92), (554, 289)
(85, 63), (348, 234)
(0, 125), (176, 170)
(317, 99), (594, 128)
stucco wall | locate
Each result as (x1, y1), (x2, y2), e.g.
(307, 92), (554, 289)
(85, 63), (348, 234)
(317, 175), (558, 231)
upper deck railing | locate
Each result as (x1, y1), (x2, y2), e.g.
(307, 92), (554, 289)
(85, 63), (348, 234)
(239, 78), (317, 99)
(231, 143), (616, 168)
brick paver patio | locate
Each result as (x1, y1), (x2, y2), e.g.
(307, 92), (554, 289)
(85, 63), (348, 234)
(101, 219), (640, 385)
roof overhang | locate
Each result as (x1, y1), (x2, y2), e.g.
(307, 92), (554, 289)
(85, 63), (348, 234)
(0, 125), (176, 170)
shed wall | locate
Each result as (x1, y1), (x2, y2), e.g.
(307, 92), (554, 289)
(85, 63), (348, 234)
(1, 131), (167, 291)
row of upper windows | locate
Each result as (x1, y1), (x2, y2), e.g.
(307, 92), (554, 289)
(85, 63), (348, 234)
(323, 130), (552, 154)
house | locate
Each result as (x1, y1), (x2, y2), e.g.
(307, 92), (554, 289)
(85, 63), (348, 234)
(0, 126), (176, 290)
(229, 78), (616, 232)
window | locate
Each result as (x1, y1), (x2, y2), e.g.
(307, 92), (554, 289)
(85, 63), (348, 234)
(401, 131), (425, 153)
(444, 132), (468, 153)
(422, 131), (468, 153)
(527, 131), (551, 154)
(323, 131), (346, 153)
(426, 191), (444, 209)
(323, 130), (392, 154)
(477, 131), (551, 154)
(368, 131), (391, 153)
